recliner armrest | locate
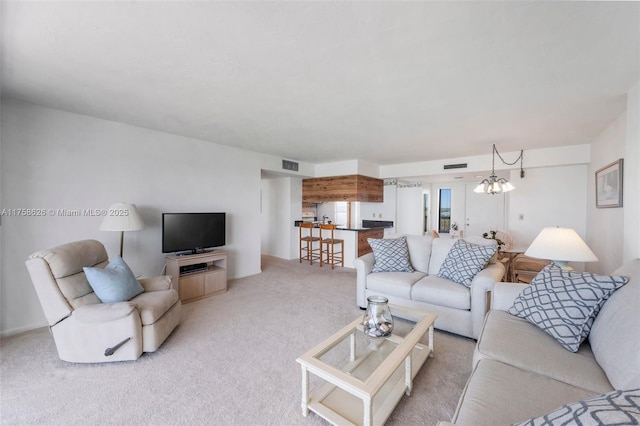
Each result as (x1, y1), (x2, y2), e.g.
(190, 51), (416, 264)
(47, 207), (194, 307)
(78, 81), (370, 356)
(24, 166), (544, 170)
(138, 276), (173, 292)
(73, 302), (137, 323)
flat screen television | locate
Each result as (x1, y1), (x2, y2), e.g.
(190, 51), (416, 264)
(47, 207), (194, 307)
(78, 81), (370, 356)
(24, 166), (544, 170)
(162, 212), (226, 254)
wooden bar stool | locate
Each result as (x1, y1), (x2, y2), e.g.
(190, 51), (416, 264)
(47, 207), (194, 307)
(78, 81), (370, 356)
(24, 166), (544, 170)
(319, 224), (344, 269)
(299, 222), (321, 265)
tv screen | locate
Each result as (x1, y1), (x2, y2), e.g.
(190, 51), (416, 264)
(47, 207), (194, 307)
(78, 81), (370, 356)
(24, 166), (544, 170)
(162, 213), (226, 254)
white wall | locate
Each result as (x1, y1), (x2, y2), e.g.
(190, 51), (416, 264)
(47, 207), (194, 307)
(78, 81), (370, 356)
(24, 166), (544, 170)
(508, 164), (588, 248)
(396, 184), (425, 235)
(0, 100), (3, 333)
(1, 99), (263, 335)
(288, 178), (303, 258)
(623, 81), (640, 263)
(260, 177), (301, 260)
(314, 160), (380, 178)
(380, 145), (591, 180)
(585, 80), (640, 274)
(585, 113), (627, 274)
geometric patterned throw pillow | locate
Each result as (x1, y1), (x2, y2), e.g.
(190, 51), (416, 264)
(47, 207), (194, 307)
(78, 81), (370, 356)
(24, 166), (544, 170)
(436, 239), (497, 288)
(508, 264), (628, 352)
(512, 388), (640, 426)
(368, 237), (414, 273)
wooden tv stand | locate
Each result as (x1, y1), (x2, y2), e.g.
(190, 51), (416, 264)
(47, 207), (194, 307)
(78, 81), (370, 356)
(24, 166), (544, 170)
(165, 251), (228, 303)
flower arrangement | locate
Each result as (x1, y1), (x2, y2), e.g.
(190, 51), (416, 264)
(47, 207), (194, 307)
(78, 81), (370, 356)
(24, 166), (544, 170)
(450, 221), (458, 231)
(483, 230), (505, 252)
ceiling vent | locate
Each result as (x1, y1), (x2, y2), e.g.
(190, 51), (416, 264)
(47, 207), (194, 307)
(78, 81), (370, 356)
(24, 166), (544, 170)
(282, 159), (299, 171)
(443, 163), (468, 170)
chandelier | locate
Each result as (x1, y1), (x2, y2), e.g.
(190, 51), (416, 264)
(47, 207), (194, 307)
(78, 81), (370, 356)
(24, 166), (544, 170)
(474, 144), (523, 195)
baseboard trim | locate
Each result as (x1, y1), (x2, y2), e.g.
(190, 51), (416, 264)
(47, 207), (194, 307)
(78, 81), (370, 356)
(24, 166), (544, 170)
(0, 323), (48, 339)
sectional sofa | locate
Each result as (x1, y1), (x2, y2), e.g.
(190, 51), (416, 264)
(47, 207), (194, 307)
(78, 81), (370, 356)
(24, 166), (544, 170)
(442, 258), (640, 425)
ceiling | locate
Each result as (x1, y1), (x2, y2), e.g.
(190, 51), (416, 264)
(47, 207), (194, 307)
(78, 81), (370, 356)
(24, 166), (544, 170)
(2, 1), (639, 166)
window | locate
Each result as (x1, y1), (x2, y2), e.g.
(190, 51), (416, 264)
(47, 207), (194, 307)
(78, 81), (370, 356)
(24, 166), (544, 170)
(423, 192), (429, 233)
(438, 188), (451, 233)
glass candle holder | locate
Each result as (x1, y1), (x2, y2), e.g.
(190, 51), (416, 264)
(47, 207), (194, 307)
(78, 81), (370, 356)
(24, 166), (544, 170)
(363, 296), (394, 338)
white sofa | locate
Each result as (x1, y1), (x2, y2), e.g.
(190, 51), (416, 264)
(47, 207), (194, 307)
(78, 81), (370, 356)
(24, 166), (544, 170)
(354, 234), (505, 339)
(442, 258), (640, 425)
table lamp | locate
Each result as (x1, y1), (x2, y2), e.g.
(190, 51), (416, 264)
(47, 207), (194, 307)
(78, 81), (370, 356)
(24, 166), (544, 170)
(525, 226), (598, 270)
(99, 203), (144, 257)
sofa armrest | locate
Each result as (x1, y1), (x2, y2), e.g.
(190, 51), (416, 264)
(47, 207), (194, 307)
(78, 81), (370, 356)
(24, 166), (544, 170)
(73, 302), (137, 323)
(353, 253), (375, 308)
(491, 282), (528, 311)
(469, 262), (505, 338)
(138, 276), (173, 292)
(475, 261), (505, 282)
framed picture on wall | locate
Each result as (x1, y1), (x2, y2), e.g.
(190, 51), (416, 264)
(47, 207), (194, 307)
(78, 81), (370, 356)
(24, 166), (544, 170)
(595, 158), (623, 208)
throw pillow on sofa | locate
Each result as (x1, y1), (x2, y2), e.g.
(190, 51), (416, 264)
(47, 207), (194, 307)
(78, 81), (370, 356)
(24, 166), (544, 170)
(437, 239), (497, 287)
(508, 264), (628, 352)
(368, 236), (414, 273)
(512, 388), (640, 426)
(84, 255), (144, 303)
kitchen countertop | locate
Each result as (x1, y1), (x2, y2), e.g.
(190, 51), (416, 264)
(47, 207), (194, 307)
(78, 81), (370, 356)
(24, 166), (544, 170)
(294, 220), (393, 231)
(338, 227), (383, 231)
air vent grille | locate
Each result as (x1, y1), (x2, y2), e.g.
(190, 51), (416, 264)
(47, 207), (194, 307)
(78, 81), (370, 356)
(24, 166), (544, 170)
(282, 159), (299, 171)
(443, 163), (468, 170)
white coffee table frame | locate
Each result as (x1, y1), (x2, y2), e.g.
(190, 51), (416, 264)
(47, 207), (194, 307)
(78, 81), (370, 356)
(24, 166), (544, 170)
(296, 305), (437, 426)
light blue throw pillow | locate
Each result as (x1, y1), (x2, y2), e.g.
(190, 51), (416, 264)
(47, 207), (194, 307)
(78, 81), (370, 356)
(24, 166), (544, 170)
(84, 256), (144, 303)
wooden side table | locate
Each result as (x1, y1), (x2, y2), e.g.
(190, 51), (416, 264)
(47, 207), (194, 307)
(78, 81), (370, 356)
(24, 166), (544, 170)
(500, 246), (528, 282)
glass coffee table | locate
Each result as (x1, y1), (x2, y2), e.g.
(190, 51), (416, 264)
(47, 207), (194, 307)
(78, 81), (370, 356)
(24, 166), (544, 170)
(296, 305), (437, 426)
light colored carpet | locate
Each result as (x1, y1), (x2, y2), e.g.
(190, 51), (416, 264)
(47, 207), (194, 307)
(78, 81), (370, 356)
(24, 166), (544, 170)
(1, 256), (474, 425)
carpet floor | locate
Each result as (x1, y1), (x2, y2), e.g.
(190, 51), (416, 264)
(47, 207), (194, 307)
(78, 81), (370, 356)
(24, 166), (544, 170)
(1, 255), (474, 425)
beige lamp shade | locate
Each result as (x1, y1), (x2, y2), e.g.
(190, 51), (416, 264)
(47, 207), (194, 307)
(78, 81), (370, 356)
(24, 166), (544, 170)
(99, 203), (144, 257)
(525, 227), (598, 269)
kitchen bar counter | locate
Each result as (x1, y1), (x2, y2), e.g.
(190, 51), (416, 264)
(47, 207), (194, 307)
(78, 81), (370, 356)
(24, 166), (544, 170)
(355, 228), (384, 257)
(293, 220), (393, 232)
(294, 221), (392, 266)
(294, 224), (380, 231)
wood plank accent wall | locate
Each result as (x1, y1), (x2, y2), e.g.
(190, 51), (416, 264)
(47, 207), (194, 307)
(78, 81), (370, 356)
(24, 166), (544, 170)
(302, 174), (383, 202)
(357, 228), (384, 257)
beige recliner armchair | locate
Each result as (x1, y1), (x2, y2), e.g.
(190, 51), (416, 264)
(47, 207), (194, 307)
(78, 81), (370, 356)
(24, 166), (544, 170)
(25, 239), (181, 363)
